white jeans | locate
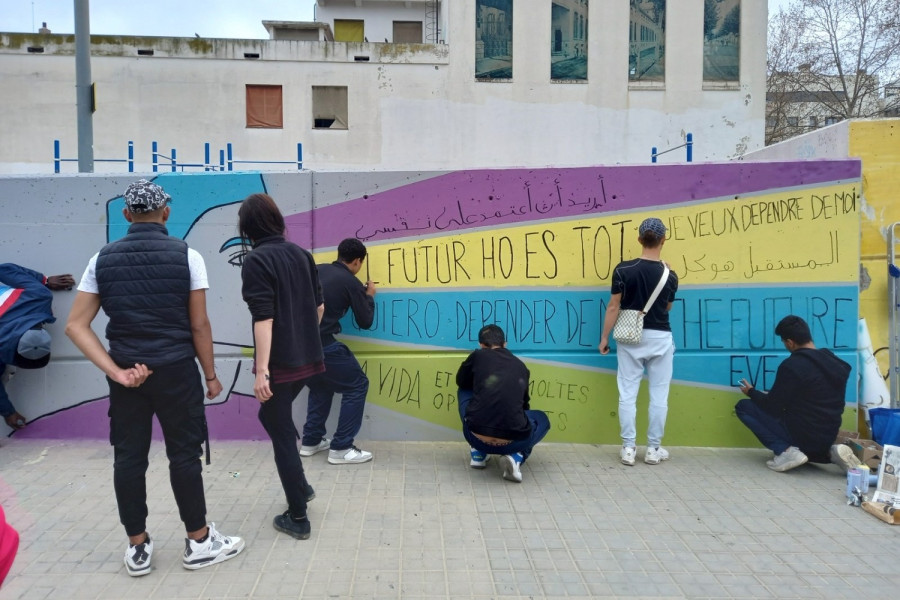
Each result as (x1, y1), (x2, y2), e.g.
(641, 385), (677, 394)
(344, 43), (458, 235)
(616, 329), (675, 448)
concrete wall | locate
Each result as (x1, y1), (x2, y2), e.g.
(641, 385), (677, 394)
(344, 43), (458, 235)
(0, 0), (765, 174)
(2, 160), (861, 444)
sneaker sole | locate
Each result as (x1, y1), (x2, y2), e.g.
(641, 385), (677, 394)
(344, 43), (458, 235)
(327, 455), (374, 465)
(273, 519), (311, 540)
(470, 460), (489, 469)
(124, 560), (151, 577)
(768, 454), (809, 472)
(182, 539), (245, 570)
(830, 445), (862, 472)
(644, 455), (669, 465)
(299, 446), (329, 457)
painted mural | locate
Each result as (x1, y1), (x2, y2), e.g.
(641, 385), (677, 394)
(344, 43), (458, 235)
(551, 1), (588, 81)
(703, 0), (740, 83)
(475, 0), (513, 80)
(2, 161), (861, 448)
(629, 0), (666, 82)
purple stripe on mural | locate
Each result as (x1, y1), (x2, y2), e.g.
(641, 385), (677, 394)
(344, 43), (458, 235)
(285, 161), (861, 248)
(15, 394), (268, 441)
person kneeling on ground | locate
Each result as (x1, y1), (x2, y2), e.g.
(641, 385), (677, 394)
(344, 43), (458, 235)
(735, 315), (852, 473)
(456, 325), (550, 483)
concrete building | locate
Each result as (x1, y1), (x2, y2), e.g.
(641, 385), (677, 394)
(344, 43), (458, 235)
(0, 0), (766, 174)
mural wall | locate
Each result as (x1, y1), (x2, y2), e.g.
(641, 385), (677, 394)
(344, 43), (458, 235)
(1, 161), (861, 446)
(745, 118), (900, 430)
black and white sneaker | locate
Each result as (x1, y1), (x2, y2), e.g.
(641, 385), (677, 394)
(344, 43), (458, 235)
(124, 533), (153, 577)
(182, 523), (245, 570)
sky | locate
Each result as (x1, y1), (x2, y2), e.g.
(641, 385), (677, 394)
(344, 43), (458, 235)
(1, 0), (795, 38)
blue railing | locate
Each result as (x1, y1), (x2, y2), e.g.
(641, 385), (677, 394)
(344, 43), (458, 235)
(54, 140), (134, 173)
(53, 140), (303, 173)
(651, 133), (693, 163)
(152, 143), (303, 172)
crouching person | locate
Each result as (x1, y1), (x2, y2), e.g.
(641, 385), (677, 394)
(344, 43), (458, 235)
(735, 315), (852, 473)
(456, 325), (550, 483)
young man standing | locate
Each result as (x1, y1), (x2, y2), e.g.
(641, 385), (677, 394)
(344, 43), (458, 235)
(736, 315), (852, 472)
(300, 238), (376, 464)
(66, 179), (244, 576)
(456, 324), (550, 483)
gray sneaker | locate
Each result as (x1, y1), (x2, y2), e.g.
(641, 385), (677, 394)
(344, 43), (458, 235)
(327, 446), (373, 464)
(767, 446), (808, 472)
(830, 444), (862, 473)
(182, 523), (245, 570)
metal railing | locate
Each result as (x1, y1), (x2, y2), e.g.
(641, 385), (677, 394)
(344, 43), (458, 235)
(53, 140), (302, 173)
(54, 140), (134, 173)
(651, 133), (693, 163)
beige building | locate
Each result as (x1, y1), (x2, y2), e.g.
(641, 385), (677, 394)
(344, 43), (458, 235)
(0, 0), (766, 174)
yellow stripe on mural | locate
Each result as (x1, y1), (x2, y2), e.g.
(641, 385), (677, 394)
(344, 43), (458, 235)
(321, 183), (858, 288)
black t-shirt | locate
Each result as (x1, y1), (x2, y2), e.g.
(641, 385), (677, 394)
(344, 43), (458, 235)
(610, 258), (678, 331)
(455, 347), (532, 440)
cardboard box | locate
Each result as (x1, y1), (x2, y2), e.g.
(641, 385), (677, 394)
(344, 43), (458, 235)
(845, 438), (883, 470)
(834, 429), (861, 445)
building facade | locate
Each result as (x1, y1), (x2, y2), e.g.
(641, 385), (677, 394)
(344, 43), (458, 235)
(0, 0), (766, 174)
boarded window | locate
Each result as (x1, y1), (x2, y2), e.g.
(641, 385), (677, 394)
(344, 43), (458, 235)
(312, 86), (348, 130)
(335, 19), (364, 42)
(246, 85), (283, 128)
(393, 21), (423, 43)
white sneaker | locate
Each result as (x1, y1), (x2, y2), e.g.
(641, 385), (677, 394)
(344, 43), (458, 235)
(500, 453), (523, 483)
(620, 446), (636, 466)
(327, 445), (373, 464)
(299, 438), (330, 457)
(182, 523), (245, 570)
(644, 447), (670, 465)
(469, 447), (490, 469)
(124, 533), (153, 577)
(767, 446), (808, 472)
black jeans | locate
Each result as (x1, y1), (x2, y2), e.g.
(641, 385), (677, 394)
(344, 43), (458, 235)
(108, 358), (208, 537)
(258, 378), (312, 517)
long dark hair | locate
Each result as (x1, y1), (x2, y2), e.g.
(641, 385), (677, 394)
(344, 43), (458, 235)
(238, 193), (285, 245)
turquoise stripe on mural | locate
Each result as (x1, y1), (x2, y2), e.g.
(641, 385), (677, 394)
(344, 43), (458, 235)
(339, 285), (858, 399)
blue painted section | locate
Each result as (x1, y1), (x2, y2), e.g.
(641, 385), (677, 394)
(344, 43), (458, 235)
(340, 285), (858, 400)
(105, 172), (266, 242)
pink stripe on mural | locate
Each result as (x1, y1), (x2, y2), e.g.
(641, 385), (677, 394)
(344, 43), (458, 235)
(285, 162), (861, 248)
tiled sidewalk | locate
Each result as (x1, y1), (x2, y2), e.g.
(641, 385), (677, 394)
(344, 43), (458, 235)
(0, 439), (897, 599)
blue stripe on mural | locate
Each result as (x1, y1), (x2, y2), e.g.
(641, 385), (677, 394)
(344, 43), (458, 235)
(340, 285), (858, 398)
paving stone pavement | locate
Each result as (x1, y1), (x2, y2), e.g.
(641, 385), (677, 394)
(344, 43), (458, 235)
(0, 438), (898, 599)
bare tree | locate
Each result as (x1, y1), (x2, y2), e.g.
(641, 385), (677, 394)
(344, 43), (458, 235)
(766, 0), (900, 145)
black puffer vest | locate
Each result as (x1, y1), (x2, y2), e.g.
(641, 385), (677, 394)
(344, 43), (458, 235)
(96, 222), (195, 368)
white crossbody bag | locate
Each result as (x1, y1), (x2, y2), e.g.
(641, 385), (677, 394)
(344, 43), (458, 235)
(612, 264), (670, 345)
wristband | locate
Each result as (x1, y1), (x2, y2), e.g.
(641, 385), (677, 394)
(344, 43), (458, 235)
(205, 375), (217, 381)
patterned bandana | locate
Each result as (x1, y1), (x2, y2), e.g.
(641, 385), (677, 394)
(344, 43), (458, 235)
(638, 217), (667, 237)
(124, 179), (171, 214)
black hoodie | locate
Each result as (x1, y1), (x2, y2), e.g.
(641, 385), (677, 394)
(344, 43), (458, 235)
(748, 347), (851, 462)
